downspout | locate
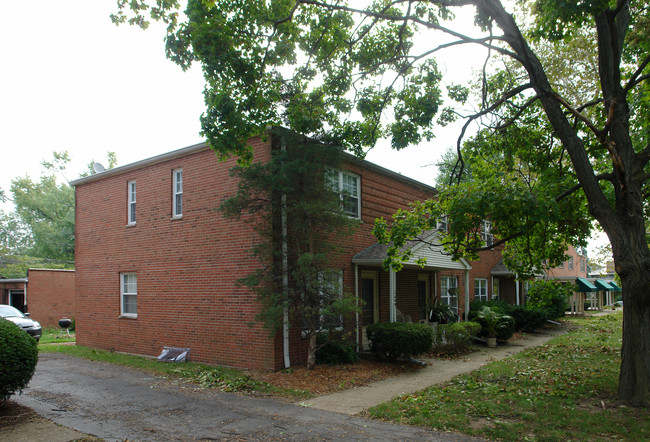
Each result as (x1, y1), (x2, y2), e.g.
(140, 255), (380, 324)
(281, 143), (290, 369)
(354, 264), (359, 351)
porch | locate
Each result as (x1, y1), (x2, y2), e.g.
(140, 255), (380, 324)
(351, 232), (471, 351)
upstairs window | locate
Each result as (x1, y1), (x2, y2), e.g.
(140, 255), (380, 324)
(327, 171), (361, 219)
(172, 169), (183, 218)
(437, 215), (448, 233)
(481, 220), (493, 246)
(568, 256), (574, 270)
(580, 258), (586, 273)
(127, 180), (136, 225)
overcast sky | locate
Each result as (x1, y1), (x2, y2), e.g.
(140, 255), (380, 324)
(0, 1), (608, 257)
(0, 0), (469, 193)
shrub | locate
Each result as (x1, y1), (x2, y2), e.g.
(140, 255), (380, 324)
(433, 321), (481, 354)
(469, 299), (511, 315)
(315, 333), (359, 365)
(508, 306), (548, 332)
(366, 322), (434, 361)
(526, 280), (572, 320)
(0, 319), (38, 401)
(469, 306), (515, 341)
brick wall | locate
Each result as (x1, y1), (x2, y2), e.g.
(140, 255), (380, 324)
(25, 269), (75, 328)
(75, 136), (278, 370)
(74, 133), (483, 370)
(546, 244), (588, 279)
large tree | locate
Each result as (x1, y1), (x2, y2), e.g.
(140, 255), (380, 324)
(115, 1), (650, 406)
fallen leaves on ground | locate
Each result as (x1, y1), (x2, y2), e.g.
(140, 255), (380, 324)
(246, 356), (425, 395)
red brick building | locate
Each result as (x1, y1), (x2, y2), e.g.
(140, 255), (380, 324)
(71, 130), (593, 370)
(71, 131), (480, 370)
(0, 268), (75, 328)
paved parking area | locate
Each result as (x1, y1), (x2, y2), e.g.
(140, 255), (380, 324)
(13, 353), (477, 441)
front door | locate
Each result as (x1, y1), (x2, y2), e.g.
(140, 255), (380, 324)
(361, 271), (379, 351)
(9, 290), (25, 312)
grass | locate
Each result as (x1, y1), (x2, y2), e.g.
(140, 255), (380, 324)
(368, 311), (649, 441)
(39, 342), (310, 399)
(39, 327), (76, 344)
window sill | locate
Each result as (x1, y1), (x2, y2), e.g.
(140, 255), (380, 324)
(126, 223), (136, 227)
(171, 215), (183, 221)
(120, 315), (137, 319)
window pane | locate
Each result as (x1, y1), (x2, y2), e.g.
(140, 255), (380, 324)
(342, 174), (358, 196)
(123, 294), (137, 314)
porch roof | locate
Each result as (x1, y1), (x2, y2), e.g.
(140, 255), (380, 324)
(352, 232), (471, 271)
(490, 259), (545, 277)
(595, 279), (618, 291)
(576, 277), (599, 292)
(609, 281), (622, 292)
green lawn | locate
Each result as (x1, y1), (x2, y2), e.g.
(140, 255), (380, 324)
(368, 311), (649, 440)
(39, 327), (76, 344)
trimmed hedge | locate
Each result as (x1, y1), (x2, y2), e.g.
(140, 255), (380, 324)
(0, 319), (38, 401)
(366, 322), (434, 361)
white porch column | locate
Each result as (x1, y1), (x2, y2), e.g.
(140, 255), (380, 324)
(389, 267), (397, 322)
(354, 264), (359, 350)
(464, 269), (470, 321)
(515, 281), (520, 306)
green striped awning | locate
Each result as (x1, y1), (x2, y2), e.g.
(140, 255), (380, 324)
(576, 277), (599, 292)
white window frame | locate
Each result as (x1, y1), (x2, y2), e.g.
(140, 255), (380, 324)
(568, 256), (574, 270)
(120, 272), (137, 318)
(172, 169), (183, 219)
(474, 278), (488, 302)
(328, 170), (361, 219)
(580, 258), (586, 273)
(437, 215), (448, 233)
(481, 220), (493, 246)
(440, 276), (458, 313)
(302, 269), (344, 335)
(127, 180), (136, 225)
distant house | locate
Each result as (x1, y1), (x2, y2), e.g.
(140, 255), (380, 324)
(71, 130), (475, 370)
(0, 268), (75, 328)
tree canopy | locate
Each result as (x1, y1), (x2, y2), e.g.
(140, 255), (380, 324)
(115, 0), (650, 406)
(0, 151), (116, 277)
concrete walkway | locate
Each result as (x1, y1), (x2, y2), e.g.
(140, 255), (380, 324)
(299, 323), (573, 415)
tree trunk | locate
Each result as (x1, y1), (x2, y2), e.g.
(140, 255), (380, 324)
(306, 333), (317, 369)
(616, 250), (650, 406)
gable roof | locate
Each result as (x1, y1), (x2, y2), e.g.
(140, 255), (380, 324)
(352, 231), (471, 271)
(70, 129), (437, 194)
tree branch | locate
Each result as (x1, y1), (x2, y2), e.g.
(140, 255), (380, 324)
(624, 54), (650, 92)
(297, 0), (521, 60)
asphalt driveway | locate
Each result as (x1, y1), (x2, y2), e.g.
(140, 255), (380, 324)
(14, 353), (476, 441)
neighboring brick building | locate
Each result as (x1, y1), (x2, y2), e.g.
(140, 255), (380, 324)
(71, 130), (476, 370)
(0, 268), (75, 328)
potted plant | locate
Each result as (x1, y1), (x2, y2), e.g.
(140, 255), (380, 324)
(476, 306), (500, 348)
(428, 298), (456, 325)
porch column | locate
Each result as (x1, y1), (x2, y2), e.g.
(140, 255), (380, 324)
(516, 281), (520, 306)
(354, 264), (359, 350)
(464, 269), (470, 321)
(389, 267), (396, 322)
